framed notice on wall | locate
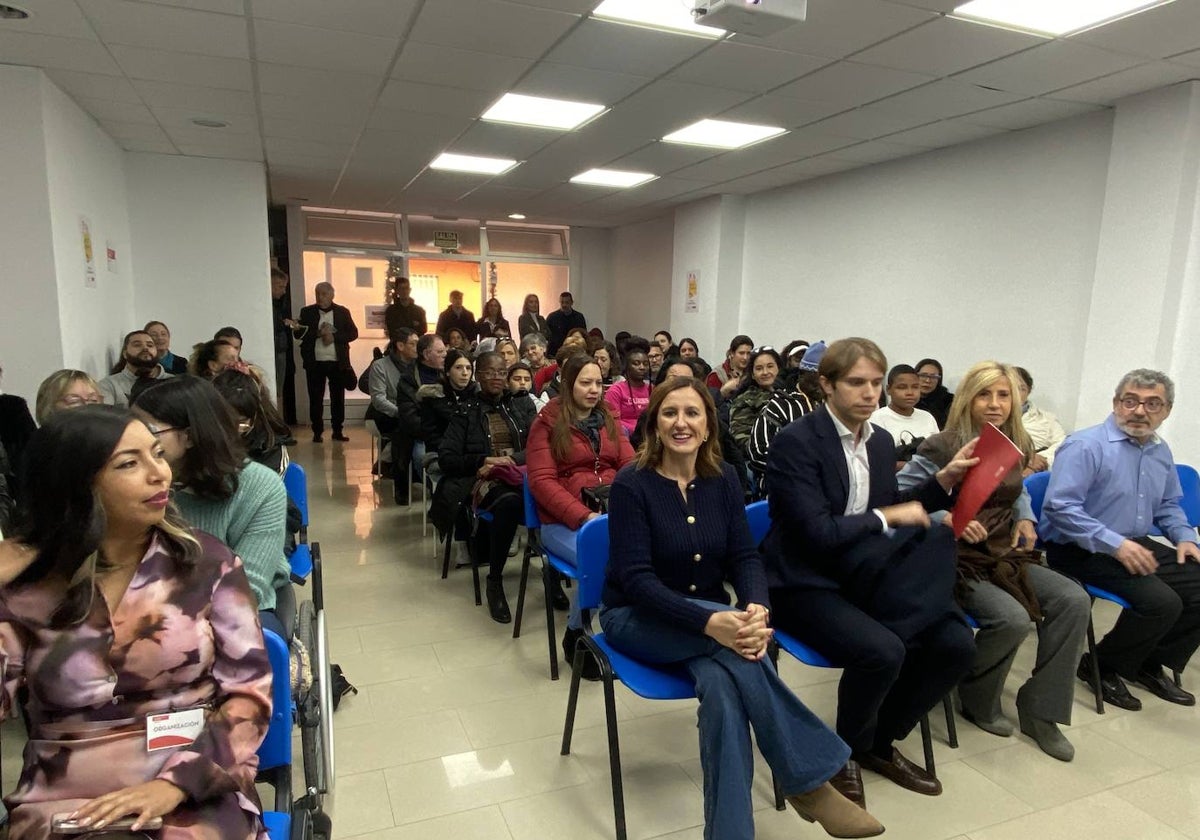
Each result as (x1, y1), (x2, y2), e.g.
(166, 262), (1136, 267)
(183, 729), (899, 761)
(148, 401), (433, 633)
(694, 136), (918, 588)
(364, 304), (387, 330)
(81, 216), (96, 288)
(685, 270), (699, 313)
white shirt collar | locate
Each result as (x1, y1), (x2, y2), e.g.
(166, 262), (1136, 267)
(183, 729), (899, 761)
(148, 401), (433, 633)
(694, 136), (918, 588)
(826, 405), (873, 445)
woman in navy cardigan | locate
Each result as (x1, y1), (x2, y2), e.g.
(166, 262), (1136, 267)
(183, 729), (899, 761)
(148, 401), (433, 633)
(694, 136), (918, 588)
(601, 377), (884, 840)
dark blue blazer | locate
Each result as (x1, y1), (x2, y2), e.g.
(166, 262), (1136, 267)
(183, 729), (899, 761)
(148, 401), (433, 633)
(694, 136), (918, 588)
(762, 405), (951, 591)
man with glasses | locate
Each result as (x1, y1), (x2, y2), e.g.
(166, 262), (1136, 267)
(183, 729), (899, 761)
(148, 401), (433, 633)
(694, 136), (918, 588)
(1042, 369), (1200, 710)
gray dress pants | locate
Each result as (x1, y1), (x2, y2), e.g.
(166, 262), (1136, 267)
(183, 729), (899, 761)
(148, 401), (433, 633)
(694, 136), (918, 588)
(958, 563), (1091, 724)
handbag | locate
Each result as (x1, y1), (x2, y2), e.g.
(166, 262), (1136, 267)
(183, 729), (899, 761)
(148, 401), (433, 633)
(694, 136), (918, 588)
(338, 360), (357, 391)
(894, 431), (926, 463)
(489, 463), (527, 488)
(581, 484), (612, 513)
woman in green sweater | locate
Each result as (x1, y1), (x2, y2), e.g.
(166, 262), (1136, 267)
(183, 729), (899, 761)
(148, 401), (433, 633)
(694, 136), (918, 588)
(132, 377), (291, 638)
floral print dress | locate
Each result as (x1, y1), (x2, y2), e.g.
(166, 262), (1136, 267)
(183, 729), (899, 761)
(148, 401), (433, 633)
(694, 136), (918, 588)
(0, 531), (272, 840)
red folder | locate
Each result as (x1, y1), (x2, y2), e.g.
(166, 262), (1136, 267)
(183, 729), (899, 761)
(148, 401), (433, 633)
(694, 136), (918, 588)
(951, 423), (1023, 538)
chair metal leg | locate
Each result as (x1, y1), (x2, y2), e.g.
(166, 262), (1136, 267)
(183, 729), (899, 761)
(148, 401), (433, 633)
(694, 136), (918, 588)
(545, 563), (560, 681)
(512, 545), (532, 639)
(560, 643), (588, 756)
(472, 558), (482, 607)
(441, 530), (452, 580)
(601, 663), (628, 840)
(943, 693), (959, 749)
(1086, 613), (1105, 714)
(919, 714), (936, 778)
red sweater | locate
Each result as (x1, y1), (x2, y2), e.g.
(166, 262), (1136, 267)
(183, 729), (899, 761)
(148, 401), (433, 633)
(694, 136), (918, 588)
(526, 398), (636, 529)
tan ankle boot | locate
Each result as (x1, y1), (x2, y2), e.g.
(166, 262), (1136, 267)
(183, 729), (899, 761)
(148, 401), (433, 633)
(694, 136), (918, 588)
(787, 782), (885, 838)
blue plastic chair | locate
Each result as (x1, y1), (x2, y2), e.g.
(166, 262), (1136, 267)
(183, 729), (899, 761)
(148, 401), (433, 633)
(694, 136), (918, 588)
(745, 500), (944, 797)
(283, 463), (322, 610)
(512, 477), (580, 679)
(559, 515), (697, 840)
(259, 629), (309, 839)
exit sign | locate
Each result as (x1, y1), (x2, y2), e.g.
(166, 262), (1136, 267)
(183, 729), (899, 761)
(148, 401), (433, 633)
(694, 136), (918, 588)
(433, 230), (459, 251)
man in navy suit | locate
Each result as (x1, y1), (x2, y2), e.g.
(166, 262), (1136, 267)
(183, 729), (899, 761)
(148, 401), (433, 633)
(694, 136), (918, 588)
(762, 337), (977, 805)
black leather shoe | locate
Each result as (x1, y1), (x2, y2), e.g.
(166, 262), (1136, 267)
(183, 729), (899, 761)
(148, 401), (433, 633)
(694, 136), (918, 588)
(1136, 667), (1196, 706)
(855, 748), (941, 796)
(485, 579), (511, 624)
(550, 579), (570, 611)
(1078, 654), (1142, 711)
(332, 432), (350, 442)
(561, 628), (600, 680)
(829, 760), (866, 809)
(312, 433), (323, 443)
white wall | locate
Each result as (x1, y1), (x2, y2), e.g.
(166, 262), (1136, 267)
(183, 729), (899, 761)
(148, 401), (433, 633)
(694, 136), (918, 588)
(734, 112), (1115, 428)
(40, 75), (134, 376)
(0, 66), (64, 401)
(569, 226), (614, 337)
(126, 153), (272, 388)
(609, 214), (674, 341)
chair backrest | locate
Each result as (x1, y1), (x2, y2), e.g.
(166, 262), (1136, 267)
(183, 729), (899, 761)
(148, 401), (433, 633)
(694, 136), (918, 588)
(574, 514), (611, 612)
(1024, 471), (1051, 520)
(522, 474), (541, 531)
(1176, 464), (1200, 527)
(282, 462), (309, 527)
(257, 628), (293, 773)
(745, 500), (770, 545)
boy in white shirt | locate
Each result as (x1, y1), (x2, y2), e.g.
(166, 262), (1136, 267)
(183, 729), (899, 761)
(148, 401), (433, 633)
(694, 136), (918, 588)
(871, 364), (940, 470)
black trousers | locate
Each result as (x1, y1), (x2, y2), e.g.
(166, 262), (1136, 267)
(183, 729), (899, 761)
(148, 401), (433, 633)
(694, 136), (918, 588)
(1046, 539), (1200, 678)
(474, 485), (523, 582)
(373, 415), (416, 503)
(305, 361), (344, 435)
(770, 586), (975, 755)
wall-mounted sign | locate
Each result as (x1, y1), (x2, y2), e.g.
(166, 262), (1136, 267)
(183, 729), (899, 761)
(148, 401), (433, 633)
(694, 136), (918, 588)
(106, 241), (117, 273)
(81, 216), (96, 288)
(685, 269), (699, 313)
(364, 304), (387, 330)
(433, 230), (459, 251)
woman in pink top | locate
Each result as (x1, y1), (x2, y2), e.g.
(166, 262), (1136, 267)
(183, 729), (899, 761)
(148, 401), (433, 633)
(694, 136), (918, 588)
(604, 336), (652, 434)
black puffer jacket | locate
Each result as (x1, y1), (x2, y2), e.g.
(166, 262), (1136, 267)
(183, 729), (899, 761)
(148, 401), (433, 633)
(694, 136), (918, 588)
(418, 381), (479, 453)
(431, 391), (537, 535)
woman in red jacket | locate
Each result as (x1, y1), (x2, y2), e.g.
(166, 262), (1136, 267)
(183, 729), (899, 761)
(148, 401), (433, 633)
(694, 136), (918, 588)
(527, 354), (635, 675)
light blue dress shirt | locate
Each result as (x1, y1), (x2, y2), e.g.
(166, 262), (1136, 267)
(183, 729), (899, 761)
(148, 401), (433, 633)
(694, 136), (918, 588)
(1040, 415), (1197, 554)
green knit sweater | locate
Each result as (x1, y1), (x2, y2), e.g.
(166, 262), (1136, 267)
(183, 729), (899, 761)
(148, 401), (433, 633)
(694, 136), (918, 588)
(174, 460), (289, 611)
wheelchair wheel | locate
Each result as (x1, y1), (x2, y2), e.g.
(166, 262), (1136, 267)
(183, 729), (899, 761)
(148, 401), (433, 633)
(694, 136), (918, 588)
(316, 608), (336, 790)
(297, 600), (330, 805)
(289, 801), (312, 839)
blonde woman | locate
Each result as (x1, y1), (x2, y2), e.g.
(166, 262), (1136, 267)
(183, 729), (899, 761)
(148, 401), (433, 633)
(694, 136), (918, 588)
(34, 369), (103, 425)
(897, 361), (1090, 761)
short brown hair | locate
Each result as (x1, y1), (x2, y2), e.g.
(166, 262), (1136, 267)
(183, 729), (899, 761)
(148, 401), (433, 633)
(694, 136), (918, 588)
(818, 337), (888, 384)
(636, 377), (723, 478)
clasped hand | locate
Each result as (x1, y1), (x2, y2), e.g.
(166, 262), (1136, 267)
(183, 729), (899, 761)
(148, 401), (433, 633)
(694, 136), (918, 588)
(477, 455), (515, 478)
(705, 604), (772, 661)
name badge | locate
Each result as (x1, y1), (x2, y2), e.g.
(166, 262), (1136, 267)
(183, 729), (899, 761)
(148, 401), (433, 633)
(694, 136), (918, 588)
(146, 708), (205, 752)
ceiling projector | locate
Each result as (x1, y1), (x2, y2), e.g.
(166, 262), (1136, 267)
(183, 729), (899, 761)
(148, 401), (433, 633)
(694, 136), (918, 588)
(693, 0), (807, 37)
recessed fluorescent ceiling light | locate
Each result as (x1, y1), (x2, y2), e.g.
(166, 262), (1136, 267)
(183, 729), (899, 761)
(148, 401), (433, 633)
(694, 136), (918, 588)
(429, 152), (519, 175)
(663, 118), (787, 149)
(592, 0), (725, 38)
(953, 0), (1175, 36)
(482, 93), (606, 130)
(570, 168), (656, 188)
(508, 213), (526, 220)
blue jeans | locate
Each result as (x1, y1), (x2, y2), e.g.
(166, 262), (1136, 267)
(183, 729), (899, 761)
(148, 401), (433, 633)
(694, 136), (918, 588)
(541, 523), (584, 630)
(600, 601), (850, 840)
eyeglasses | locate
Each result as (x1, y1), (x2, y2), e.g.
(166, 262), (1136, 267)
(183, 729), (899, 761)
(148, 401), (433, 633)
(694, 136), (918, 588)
(1118, 396), (1167, 414)
(58, 395), (104, 408)
(149, 425), (185, 437)
(916, 373), (941, 382)
(478, 369), (507, 380)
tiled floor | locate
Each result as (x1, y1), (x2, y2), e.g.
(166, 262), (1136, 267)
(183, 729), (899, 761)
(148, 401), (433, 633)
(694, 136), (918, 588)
(7, 432), (1194, 840)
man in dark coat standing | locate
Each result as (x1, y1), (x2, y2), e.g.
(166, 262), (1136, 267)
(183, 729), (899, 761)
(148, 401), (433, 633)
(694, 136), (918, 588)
(299, 282), (359, 442)
(384, 276), (428, 337)
(435, 290), (476, 343)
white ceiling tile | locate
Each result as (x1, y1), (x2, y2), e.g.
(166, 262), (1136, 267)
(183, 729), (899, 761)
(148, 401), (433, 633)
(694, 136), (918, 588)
(132, 0), (245, 14)
(669, 130), (856, 181)
(353, 118), (474, 162)
(503, 0), (596, 12)
(1051, 62), (1199, 105)
(962, 97), (1106, 131)
(253, 19), (400, 75)
(255, 63), (379, 101)
(333, 178), (400, 208)
(605, 80), (752, 139)
(399, 169), (493, 203)
(885, 117), (1009, 148)
(826, 138), (927, 163)
(513, 62), (651, 104)
(362, 110), (473, 146)
(85, 0), (249, 59)
(392, 41), (532, 94)
(409, 0), (580, 59)
(376, 80), (495, 119)
(542, 19), (711, 77)
(0, 31), (122, 74)
(99, 119), (174, 143)
(76, 97), (158, 124)
(955, 40), (1145, 97)
(873, 79), (1025, 120)
(502, 138), (606, 190)
(131, 79), (258, 114)
(609, 143), (724, 176)
(251, 0), (419, 37)
(259, 92), (374, 126)
(527, 183), (621, 214)
(714, 155), (862, 193)
(176, 144), (263, 162)
(261, 117), (362, 144)
(854, 17), (1047, 77)
(747, 0), (936, 58)
(110, 45), (252, 89)
(0, 0), (97, 39)
(118, 136), (179, 153)
(1173, 49), (1200, 69)
(151, 105), (260, 134)
(455, 183), (542, 209)
(1075, 1), (1200, 61)
(269, 175), (335, 203)
(668, 42), (831, 94)
(719, 95), (844, 129)
(775, 60), (935, 107)
(263, 136), (353, 160)
(804, 103), (934, 139)
(879, 0), (958, 10)
(44, 70), (142, 103)
(448, 121), (559, 159)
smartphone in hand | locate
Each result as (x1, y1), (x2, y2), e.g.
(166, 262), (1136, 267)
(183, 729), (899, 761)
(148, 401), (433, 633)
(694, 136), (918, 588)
(53, 814), (164, 834)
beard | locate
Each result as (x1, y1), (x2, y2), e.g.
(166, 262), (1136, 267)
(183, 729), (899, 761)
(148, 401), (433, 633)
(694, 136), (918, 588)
(126, 352), (158, 373)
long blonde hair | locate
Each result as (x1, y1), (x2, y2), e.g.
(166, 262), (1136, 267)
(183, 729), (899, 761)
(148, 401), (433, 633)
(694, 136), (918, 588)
(944, 361), (1033, 458)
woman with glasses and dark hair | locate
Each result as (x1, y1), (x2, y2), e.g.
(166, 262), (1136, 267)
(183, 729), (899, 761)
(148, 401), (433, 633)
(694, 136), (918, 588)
(603, 377), (883, 840)
(0, 406), (271, 839)
(435, 351), (537, 623)
(914, 358), (954, 429)
(131, 377), (291, 639)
